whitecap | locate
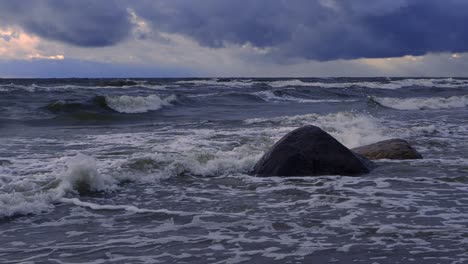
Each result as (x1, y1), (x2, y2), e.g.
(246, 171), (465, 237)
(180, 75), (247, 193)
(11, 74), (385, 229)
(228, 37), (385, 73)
(0, 153), (129, 218)
(105, 94), (177, 113)
(254, 90), (357, 103)
(244, 112), (390, 148)
(266, 78), (468, 89)
(54, 154), (119, 196)
(372, 95), (468, 110)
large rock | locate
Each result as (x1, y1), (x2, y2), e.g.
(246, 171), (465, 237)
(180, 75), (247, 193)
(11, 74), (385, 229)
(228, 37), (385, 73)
(253, 125), (374, 177)
(352, 139), (422, 160)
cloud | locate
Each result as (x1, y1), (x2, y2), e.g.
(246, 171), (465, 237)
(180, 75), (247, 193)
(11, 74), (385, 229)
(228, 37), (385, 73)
(0, 0), (132, 47)
(0, 0), (467, 62)
(132, 0), (468, 61)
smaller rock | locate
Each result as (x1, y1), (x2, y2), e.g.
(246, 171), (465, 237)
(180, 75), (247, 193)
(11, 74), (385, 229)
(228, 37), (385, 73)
(96, 80), (138, 87)
(352, 139), (422, 160)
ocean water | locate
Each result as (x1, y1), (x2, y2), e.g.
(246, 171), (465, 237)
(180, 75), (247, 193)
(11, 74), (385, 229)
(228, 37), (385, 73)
(0, 78), (467, 263)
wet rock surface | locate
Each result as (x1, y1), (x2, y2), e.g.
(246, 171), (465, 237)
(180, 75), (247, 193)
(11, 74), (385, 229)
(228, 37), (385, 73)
(254, 125), (374, 177)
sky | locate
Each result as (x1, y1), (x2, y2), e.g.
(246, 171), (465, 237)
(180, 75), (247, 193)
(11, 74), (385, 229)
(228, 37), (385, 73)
(0, 0), (467, 78)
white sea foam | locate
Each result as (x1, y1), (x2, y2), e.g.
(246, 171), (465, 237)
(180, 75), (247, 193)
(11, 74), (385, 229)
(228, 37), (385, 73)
(0, 192), (54, 218)
(0, 154), (130, 218)
(267, 78), (468, 89)
(59, 197), (188, 214)
(3, 82), (167, 92)
(254, 90), (357, 103)
(4, 78), (468, 93)
(54, 154), (119, 196)
(373, 95), (468, 110)
(244, 112), (390, 148)
(167, 146), (263, 177)
(105, 94), (177, 113)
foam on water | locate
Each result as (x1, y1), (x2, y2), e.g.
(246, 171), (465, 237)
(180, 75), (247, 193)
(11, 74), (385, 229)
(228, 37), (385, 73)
(0, 128), (266, 217)
(254, 90), (357, 103)
(372, 95), (468, 110)
(54, 154), (119, 196)
(105, 94), (177, 113)
(1, 82), (167, 92)
(0, 192), (54, 218)
(267, 78), (468, 89)
(1, 78), (468, 263)
(245, 112), (389, 148)
(0, 153), (147, 218)
(3, 110), (389, 217)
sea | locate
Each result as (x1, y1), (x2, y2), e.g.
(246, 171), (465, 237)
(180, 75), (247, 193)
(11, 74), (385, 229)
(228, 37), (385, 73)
(0, 78), (467, 264)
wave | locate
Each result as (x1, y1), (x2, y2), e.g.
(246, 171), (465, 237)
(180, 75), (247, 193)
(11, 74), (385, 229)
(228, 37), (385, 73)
(0, 82), (166, 92)
(45, 94), (177, 116)
(3, 78), (467, 93)
(0, 110), (399, 218)
(175, 78), (468, 90)
(244, 112), (390, 148)
(254, 90), (357, 103)
(55, 154), (119, 196)
(0, 145), (261, 217)
(0, 154), (139, 218)
(267, 78), (468, 89)
(105, 94), (177, 113)
(370, 95), (468, 110)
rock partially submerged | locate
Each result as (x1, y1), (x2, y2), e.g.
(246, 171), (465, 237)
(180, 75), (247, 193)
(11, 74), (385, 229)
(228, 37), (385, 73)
(96, 80), (138, 87)
(352, 139), (423, 160)
(253, 125), (374, 177)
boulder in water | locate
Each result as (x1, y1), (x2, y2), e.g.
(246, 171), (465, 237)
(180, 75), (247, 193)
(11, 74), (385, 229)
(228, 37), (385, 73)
(253, 125), (374, 177)
(352, 139), (422, 160)
(96, 80), (138, 87)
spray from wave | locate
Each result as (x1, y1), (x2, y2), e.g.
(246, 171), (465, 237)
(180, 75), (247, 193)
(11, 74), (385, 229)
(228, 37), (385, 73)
(0, 154), (109, 217)
(245, 112), (390, 148)
(104, 94), (177, 113)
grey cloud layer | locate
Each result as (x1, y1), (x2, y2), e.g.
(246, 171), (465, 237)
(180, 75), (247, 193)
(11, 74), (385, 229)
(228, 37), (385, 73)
(0, 1), (131, 46)
(1, 0), (467, 60)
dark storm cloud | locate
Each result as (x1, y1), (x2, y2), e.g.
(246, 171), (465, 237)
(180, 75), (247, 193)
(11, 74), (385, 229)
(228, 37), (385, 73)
(0, 0), (132, 46)
(1, 0), (467, 60)
(132, 0), (468, 61)
(132, 0), (329, 48)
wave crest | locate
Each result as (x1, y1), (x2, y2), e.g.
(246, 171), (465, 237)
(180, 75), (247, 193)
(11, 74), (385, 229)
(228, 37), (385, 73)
(244, 112), (389, 148)
(105, 94), (177, 113)
(371, 95), (468, 110)
(55, 154), (119, 196)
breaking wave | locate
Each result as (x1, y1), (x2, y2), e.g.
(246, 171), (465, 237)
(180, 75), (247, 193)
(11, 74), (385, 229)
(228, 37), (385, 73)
(0, 82), (166, 92)
(254, 90), (357, 103)
(0, 109), (396, 218)
(244, 112), (390, 148)
(0, 154), (121, 218)
(105, 94), (177, 113)
(267, 78), (468, 89)
(371, 95), (468, 110)
(45, 94), (177, 116)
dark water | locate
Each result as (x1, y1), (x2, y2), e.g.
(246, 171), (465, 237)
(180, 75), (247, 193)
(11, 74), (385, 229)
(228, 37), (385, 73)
(0, 78), (467, 263)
